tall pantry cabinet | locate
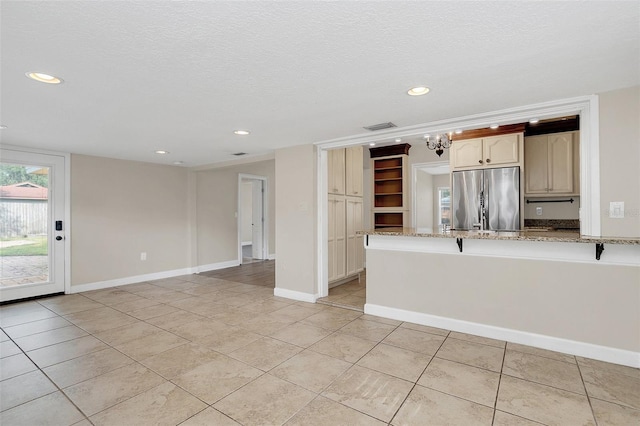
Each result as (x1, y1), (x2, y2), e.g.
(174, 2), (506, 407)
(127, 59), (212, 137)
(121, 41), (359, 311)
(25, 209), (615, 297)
(328, 146), (364, 283)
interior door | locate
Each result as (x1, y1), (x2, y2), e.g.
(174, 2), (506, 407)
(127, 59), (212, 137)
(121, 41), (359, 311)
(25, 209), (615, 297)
(0, 149), (66, 302)
(251, 180), (264, 259)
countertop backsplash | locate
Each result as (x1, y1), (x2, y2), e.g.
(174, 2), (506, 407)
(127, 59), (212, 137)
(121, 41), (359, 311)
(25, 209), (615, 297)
(524, 219), (580, 230)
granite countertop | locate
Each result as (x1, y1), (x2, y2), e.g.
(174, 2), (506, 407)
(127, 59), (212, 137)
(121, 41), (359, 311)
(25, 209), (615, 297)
(359, 228), (640, 245)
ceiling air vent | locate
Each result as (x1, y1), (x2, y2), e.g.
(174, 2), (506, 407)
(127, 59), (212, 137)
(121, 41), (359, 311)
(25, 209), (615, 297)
(232, 152), (247, 156)
(363, 122), (397, 131)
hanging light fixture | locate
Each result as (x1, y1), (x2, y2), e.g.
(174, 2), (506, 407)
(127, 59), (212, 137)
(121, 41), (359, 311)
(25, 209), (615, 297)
(425, 132), (453, 157)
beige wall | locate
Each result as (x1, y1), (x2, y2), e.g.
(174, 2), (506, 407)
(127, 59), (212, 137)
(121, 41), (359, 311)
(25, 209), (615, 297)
(275, 144), (316, 294)
(195, 160), (275, 266)
(70, 154), (190, 286)
(599, 85), (640, 237)
(367, 247), (639, 353)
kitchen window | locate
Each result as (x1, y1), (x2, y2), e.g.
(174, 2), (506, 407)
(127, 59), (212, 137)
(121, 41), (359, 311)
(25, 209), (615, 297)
(438, 187), (451, 231)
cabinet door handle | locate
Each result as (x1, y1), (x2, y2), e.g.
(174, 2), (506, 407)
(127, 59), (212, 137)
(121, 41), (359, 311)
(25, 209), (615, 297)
(478, 160), (483, 164)
(486, 159), (491, 163)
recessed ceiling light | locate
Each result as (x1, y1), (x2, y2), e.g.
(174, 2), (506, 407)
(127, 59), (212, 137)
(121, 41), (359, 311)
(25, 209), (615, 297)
(455, 129), (463, 134)
(234, 130), (250, 135)
(155, 150), (169, 155)
(529, 118), (539, 124)
(407, 86), (430, 96)
(173, 161), (184, 165)
(423, 134), (430, 139)
(395, 138), (402, 143)
(369, 142), (376, 147)
(490, 124), (499, 129)
(0, 125), (7, 130)
(26, 72), (63, 84)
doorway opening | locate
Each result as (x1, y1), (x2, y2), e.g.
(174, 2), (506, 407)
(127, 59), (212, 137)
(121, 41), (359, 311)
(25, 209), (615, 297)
(237, 174), (268, 265)
(411, 161), (451, 232)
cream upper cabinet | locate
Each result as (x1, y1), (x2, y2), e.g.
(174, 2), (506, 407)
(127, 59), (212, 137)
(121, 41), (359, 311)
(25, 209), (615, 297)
(345, 146), (363, 196)
(524, 135), (548, 193)
(328, 148), (346, 195)
(450, 138), (484, 168)
(547, 133), (574, 194)
(483, 134), (520, 166)
(451, 133), (521, 170)
(525, 131), (578, 195)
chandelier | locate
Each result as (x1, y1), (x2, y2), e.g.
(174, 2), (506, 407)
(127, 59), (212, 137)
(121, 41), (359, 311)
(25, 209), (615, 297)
(425, 132), (452, 157)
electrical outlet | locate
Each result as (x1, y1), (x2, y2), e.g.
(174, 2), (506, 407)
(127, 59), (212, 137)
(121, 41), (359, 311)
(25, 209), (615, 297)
(536, 207), (543, 216)
(140, 252), (147, 261)
(609, 202), (624, 218)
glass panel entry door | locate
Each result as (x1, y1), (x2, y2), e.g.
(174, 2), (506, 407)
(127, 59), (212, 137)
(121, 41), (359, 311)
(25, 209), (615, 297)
(0, 150), (66, 302)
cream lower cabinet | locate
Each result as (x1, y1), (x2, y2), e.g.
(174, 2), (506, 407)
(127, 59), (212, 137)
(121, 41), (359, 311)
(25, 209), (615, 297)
(346, 196), (364, 276)
(525, 131), (578, 195)
(328, 195), (364, 283)
(451, 133), (521, 169)
(328, 195), (346, 282)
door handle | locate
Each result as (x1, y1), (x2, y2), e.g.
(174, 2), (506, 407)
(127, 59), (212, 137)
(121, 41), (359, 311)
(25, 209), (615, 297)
(56, 236), (64, 241)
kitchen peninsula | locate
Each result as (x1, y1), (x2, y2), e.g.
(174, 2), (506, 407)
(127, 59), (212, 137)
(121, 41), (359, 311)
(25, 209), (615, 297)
(360, 227), (640, 367)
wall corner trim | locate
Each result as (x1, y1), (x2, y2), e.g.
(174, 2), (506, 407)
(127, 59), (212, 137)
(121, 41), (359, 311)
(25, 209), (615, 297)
(364, 303), (640, 368)
(273, 287), (317, 303)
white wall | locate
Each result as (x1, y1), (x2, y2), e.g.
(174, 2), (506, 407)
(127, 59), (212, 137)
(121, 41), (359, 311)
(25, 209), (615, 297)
(275, 144), (316, 296)
(195, 160), (275, 268)
(599, 85), (640, 237)
(70, 154), (190, 286)
(415, 170), (433, 232)
(366, 241), (639, 362)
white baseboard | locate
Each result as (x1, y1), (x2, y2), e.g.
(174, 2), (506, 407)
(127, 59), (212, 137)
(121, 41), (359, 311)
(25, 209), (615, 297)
(273, 287), (316, 303)
(70, 267), (196, 294)
(196, 260), (240, 273)
(365, 303), (640, 368)
(70, 259), (243, 294)
(268, 253), (276, 260)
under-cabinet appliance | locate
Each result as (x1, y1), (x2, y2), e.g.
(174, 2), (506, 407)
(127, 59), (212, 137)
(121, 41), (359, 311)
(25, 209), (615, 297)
(452, 166), (520, 231)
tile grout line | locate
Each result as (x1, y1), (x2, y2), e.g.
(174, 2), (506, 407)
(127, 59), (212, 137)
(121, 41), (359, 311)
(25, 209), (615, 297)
(575, 356), (601, 426)
(386, 329), (451, 424)
(490, 340), (508, 425)
(2, 308), (94, 424)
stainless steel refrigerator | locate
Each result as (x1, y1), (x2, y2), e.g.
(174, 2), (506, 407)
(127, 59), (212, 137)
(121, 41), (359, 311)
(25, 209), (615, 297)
(452, 167), (520, 231)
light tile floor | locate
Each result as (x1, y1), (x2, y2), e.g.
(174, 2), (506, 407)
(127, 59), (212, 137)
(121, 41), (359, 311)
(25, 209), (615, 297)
(317, 274), (366, 311)
(0, 267), (638, 425)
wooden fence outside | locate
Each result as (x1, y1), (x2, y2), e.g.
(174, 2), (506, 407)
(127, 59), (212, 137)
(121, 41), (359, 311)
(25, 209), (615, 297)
(0, 199), (48, 237)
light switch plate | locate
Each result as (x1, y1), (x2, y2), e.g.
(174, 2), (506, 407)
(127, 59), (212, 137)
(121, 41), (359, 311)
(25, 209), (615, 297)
(609, 201), (624, 218)
(536, 207), (543, 216)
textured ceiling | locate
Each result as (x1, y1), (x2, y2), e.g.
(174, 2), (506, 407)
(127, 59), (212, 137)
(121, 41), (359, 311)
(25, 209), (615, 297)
(1, 1), (638, 166)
